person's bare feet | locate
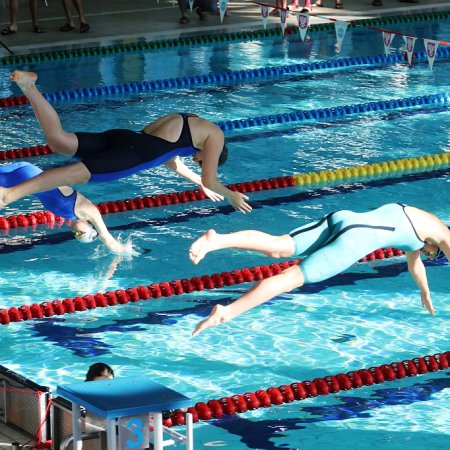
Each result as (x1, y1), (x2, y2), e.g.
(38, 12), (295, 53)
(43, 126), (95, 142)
(9, 70), (38, 92)
(192, 304), (229, 337)
(189, 229), (217, 264)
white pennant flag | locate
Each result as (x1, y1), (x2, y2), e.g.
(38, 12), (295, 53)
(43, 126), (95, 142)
(189, 0), (194, 12)
(403, 35), (417, 65)
(219, 0), (228, 23)
(423, 39), (440, 70)
(279, 8), (288, 34)
(260, 4), (269, 30)
(296, 12), (309, 42)
(334, 21), (348, 53)
(382, 31), (395, 55)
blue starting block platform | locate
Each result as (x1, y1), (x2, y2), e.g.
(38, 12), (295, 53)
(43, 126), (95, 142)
(57, 376), (193, 450)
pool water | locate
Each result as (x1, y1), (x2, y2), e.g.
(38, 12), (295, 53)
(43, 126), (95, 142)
(0, 17), (449, 449)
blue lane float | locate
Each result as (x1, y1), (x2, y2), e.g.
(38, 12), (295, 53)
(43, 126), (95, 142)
(36, 48), (450, 104)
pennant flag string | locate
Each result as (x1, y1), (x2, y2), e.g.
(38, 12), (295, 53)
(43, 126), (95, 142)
(250, 1), (449, 49)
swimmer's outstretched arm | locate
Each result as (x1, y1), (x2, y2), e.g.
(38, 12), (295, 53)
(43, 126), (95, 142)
(405, 251), (435, 316)
(192, 265), (304, 337)
(200, 134), (252, 214)
(0, 163), (90, 208)
(75, 193), (130, 255)
(163, 157), (224, 202)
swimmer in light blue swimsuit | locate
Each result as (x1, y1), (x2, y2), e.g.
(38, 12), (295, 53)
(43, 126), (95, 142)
(189, 204), (450, 336)
(0, 70), (251, 214)
(0, 162), (130, 254)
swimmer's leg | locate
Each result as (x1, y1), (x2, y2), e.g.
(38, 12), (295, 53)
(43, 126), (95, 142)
(0, 162), (90, 208)
(189, 229), (295, 264)
(10, 70), (78, 156)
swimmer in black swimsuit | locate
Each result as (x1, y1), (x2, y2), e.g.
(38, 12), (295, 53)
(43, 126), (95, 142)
(0, 70), (252, 214)
(189, 204), (450, 336)
(0, 162), (132, 254)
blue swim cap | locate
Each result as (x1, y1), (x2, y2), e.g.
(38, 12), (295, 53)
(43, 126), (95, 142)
(426, 249), (448, 265)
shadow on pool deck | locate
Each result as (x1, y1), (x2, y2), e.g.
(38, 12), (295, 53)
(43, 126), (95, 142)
(0, 0), (449, 56)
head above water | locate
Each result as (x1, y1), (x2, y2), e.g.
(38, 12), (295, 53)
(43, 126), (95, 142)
(85, 362), (115, 381)
(194, 144), (229, 168)
(72, 220), (99, 244)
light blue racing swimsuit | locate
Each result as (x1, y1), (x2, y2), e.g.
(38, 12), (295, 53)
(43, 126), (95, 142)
(0, 162), (78, 220)
(289, 203), (424, 284)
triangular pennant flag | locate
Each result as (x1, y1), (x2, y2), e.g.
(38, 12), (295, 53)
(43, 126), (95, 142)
(296, 12), (309, 41)
(260, 4), (269, 30)
(188, 0), (194, 12)
(219, 0), (228, 23)
(403, 35), (417, 65)
(279, 8), (288, 34)
(382, 31), (395, 55)
(334, 21), (349, 53)
(423, 39), (440, 70)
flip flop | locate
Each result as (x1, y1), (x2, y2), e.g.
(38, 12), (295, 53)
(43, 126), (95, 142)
(1, 26), (16, 35)
(195, 7), (208, 21)
(60, 23), (75, 32)
(33, 25), (45, 33)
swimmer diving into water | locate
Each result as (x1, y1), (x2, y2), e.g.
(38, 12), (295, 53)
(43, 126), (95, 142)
(189, 203), (450, 336)
(0, 162), (130, 254)
(0, 70), (251, 214)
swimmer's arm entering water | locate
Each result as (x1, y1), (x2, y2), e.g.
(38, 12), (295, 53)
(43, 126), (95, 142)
(164, 156), (224, 202)
(405, 250), (435, 316)
(74, 192), (129, 255)
(200, 134), (252, 214)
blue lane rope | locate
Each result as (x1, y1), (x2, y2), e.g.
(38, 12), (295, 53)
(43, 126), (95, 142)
(215, 92), (450, 131)
(39, 48), (450, 104)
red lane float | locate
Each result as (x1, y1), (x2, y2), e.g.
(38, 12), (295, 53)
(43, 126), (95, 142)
(0, 177), (296, 231)
(0, 144), (53, 160)
(163, 352), (450, 428)
(0, 248), (405, 325)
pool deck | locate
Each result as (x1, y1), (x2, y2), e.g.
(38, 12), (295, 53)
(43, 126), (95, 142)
(0, 0), (449, 449)
(0, 0), (449, 56)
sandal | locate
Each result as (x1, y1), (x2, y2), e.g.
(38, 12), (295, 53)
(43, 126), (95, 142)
(1, 26), (16, 35)
(33, 25), (45, 33)
(335, 0), (343, 7)
(179, 16), (189, 24)
(195, 7), (208, 21)
(80, 23), (90, 33)
(372, 0), (382, 5)
(59, 23), (75, 32)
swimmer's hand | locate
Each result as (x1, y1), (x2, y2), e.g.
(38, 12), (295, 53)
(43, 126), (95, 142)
(227, 191), (252, 214)
(201, 185), (224, 202)
(192, 304), (230, 337)
(421, 291), (435, 316)
(105, 238), (140, 257)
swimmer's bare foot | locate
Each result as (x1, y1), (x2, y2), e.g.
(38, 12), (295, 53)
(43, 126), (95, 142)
(192, 304), (229, 337)
(189, 229), (217, 264)
(10, 70), (38, 92)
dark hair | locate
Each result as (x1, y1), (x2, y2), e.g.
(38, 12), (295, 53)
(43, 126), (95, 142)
(85, 362), (114, 381)
(218, 144), (228, 166)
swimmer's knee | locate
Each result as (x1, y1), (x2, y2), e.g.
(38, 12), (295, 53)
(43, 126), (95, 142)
(266, 235), (295, 258)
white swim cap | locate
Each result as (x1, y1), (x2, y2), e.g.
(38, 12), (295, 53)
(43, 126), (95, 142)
(74, 223), (99, 244)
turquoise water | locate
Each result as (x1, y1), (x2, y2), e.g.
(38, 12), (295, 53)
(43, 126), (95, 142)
(0, 19), (449, 449)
